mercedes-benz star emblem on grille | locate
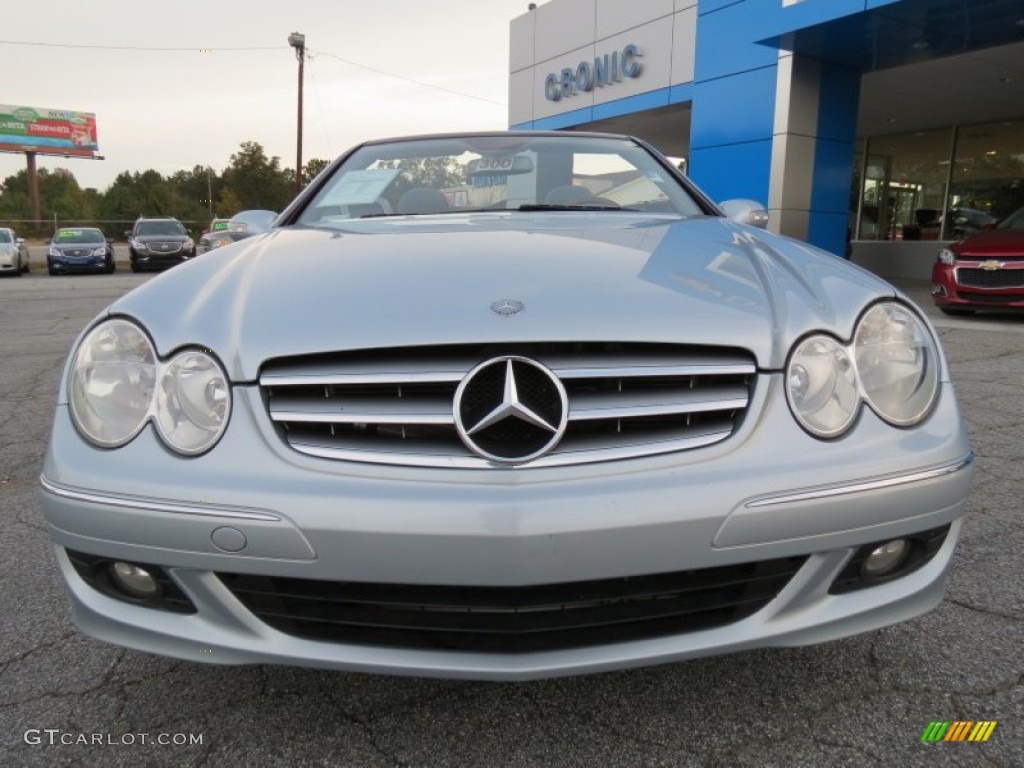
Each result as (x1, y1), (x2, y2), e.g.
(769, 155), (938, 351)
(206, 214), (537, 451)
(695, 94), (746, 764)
(454, 356), (568, 464)
(490, 299), (525, 317)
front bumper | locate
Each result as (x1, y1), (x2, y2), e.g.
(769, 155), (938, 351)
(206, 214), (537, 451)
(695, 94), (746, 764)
(39, 377), (974, 680)
(932, 262), (1024, 309)
(131, 252), (192, 269)
(49, 257), (109, 273)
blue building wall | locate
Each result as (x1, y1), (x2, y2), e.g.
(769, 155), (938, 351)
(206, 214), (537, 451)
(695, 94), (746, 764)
(510, 0), (1020, 256)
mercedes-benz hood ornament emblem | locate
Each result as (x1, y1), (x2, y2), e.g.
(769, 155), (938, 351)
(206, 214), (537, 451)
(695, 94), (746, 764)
(454, 356), (568, 464)
(489, 299), (525, 317)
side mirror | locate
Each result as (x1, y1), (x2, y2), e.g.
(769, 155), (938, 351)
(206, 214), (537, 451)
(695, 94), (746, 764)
(15, 237), (25, 244)
(719, 199), (769, 229)
(124, 229), (132, 238)
(106, 238), (115, 244)
(44, 238), (52, 245)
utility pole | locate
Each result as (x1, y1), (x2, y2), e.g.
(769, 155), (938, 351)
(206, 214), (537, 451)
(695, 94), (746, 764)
(288, 32), (306, 193)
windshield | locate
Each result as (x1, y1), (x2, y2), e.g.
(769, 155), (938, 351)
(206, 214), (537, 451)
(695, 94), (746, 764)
(136, 220), (187, 237)
(297, 135), (704, 225)
(996, 207), (1024, 230)
(55, 228), (105, 244)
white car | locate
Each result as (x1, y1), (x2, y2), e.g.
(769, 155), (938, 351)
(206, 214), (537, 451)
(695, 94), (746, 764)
(0, 227), (30, 275)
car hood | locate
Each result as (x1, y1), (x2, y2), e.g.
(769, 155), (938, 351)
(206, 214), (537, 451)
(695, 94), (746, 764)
(953, 228), (1024, 257)
(134, 234), (190, 243)
(109, 214), (895, 380)
(52, 243), (104, 252)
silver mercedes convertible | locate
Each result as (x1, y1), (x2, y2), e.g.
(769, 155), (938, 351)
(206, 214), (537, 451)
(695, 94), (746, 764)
(40, 132), (973, 680)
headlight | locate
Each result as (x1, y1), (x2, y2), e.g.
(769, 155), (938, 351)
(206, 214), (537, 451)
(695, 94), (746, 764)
(68, 319), (231, 454)
(69, 320), (156, 447)
(48, 247), (60, 257)
(787, 302), (940, 438)
(937, 248), (955, 265)
(854, 303), (939, 426)
(133, 241), (147, 251)
(786, 335), (859, 437)
(153, 350), (231, 454)
(92, 247), (107, 257)
(182, 241), (195, 251)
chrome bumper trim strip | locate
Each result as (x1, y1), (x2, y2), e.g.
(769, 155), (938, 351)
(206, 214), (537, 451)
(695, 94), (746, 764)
(744, 454), (974, 508)
(39, 475), (281, 521)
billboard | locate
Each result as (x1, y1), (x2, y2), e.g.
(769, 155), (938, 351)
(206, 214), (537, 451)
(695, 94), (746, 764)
(0, 105), (99, 157)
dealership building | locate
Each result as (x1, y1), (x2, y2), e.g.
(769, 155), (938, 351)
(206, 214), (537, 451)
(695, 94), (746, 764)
(509, 0), (1024, 275)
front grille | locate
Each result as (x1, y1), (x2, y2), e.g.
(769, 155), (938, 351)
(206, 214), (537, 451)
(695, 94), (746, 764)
(260, 342), (756, 468)
(147, 241), (182, 254)
(217, 556), (806, 653)
(956, 268), (1024, 290)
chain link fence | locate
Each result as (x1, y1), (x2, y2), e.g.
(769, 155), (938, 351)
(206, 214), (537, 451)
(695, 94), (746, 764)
(0, 218), (209, 242)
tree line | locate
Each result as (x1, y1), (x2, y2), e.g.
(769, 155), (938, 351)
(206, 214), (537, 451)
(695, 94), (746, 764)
(0, 142), (331, 238)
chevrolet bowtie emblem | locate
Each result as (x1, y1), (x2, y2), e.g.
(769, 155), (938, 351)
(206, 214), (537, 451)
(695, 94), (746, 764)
(979, 260), (1004, 271)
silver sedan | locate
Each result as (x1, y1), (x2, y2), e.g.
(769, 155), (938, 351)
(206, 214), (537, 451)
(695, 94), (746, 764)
(39, 132), (973, 680)
(0, 227), (29, 275)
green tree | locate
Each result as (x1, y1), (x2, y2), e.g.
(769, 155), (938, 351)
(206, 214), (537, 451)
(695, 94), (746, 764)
(221, 142), (294, 211)
(0, 169), (32, 221)
(217, 187), (243, 218)
(303, 158), (331, 185)
(169, 165), (223, 222)
(0, 167), (94, 223)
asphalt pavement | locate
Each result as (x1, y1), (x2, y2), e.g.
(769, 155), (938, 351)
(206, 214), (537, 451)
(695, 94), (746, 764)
(0, 269), (1021, 767)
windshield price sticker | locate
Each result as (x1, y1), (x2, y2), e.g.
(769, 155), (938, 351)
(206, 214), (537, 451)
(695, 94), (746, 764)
(322, 169), (400, 205)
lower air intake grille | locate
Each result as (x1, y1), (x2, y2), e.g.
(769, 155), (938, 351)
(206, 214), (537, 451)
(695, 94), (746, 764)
(217, 556), (806, 653)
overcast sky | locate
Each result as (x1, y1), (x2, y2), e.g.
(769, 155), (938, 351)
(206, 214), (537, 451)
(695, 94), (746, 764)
(0, 0), (532, 190)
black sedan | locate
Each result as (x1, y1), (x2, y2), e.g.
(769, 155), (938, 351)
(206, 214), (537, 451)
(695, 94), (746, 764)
(47, 228), (115, 275)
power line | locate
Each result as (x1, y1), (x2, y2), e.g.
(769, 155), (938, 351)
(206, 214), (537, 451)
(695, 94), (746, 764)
(0, 39), (284, 51)
(305, 56), (336, 159)
(0, 38), (508, 108)
(309, 48), (506, 108)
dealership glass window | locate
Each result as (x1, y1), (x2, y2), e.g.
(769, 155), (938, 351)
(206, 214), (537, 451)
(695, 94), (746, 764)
(948, 120), (1024, 237)
(854, 119), (1024, 241)
(856, 128), (953, 241)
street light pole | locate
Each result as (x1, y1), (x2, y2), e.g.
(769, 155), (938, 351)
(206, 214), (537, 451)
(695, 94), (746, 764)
(288, 31), (306, 193)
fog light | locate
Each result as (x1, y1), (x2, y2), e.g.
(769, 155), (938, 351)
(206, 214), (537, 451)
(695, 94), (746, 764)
(108, 562), (160, 599)
(862, 539), (909, 577)
(931, 284), (947, 297)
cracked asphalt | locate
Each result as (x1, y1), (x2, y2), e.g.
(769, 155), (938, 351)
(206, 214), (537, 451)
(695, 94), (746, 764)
(1, 272), (1021, 767)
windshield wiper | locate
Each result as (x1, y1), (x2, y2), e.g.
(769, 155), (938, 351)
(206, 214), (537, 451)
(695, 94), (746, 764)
(359, 208), (501, 218)
(517, 204), (632, 212)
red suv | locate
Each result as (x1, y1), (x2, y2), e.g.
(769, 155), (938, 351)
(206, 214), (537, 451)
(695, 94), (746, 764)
(932, 206), (1024, 314)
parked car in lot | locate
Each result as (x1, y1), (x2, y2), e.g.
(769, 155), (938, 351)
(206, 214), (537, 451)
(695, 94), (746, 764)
(932, 205), (1024, 314)
(47, 227), (115, 275)
(0, 227), (30, 275)
(39, 131), (973, 680)
(197, 210), (277, 254)
(127, 217), (195, 272)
